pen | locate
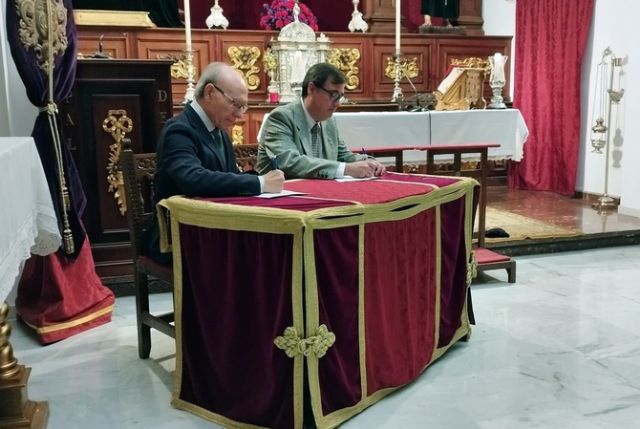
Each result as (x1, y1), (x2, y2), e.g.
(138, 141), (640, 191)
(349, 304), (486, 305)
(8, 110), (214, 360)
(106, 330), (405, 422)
(361, 147), (367, 156)
(271, 156), (278, 170)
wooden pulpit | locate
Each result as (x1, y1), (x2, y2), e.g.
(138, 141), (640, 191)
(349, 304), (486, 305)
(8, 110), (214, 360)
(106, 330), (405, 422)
(61, 59), (174, 279)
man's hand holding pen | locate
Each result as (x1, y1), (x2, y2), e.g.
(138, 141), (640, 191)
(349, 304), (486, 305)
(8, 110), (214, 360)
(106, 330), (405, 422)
(262, 156), (284, 193)
(344, 159), (386, 178)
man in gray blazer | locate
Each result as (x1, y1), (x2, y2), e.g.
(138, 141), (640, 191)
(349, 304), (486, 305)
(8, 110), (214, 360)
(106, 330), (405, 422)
(257, 63), (385, 179)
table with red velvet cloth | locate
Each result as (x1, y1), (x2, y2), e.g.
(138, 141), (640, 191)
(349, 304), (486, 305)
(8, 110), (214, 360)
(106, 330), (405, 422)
(160, 172), (477, 429)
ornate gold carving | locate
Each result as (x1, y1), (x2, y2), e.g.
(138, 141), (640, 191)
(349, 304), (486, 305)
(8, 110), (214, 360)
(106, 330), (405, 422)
(385, 56), (419, 80)
(228, 46), (261, 91)
(328, 48), (361, 90)
(157, 54), (191, 80)
(451, 57), (490, 70)
(263, 48), (277, 75)
(102, 110), (133, 215)
(15, 0), (68, 73)
(231, 125), (244, 146)
(274, 325), (336, 358)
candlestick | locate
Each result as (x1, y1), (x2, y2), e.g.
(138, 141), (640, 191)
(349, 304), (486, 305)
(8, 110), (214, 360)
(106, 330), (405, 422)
(395, 0), (401, 52)
(184, 0), (192, 50)
(183, 0), (195, 103)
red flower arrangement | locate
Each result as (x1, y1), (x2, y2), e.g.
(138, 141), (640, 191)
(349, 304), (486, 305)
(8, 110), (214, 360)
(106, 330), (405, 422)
(260, 0), (319, 32)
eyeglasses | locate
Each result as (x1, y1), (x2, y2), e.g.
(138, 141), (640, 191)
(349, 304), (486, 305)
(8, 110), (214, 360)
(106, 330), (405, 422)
(316, 85), (348, 104)
(211, 83), (249, 114)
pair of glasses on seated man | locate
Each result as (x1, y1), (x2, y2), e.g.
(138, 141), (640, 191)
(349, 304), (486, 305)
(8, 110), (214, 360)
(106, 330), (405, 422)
(212, 83), (249, 114)
(316, 85), (349, 104)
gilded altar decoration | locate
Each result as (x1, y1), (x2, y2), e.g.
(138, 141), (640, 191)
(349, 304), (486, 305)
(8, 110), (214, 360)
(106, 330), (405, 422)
(274, 325), (336, 358)
(228, 46), (261, 91)
(263, 47), (279, 98)
(384, 55), (419, 80)
(158, 54), (190, 80)
(435, 56), (490, 111)
(328, 48), (361, 90)
(267, 1), (331, 103)
(15, 0), (68, 72)
(231, 125), (244, 146)
(102, 110), (133, 215)
(451, 57), (490, 70)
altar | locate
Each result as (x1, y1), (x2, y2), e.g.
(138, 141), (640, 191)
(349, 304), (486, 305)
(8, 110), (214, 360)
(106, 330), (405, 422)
(333, 109), (529, 162)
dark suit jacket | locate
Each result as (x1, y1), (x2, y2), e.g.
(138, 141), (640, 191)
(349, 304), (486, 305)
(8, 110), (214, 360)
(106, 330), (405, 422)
(256, 100), (366, 179)
(145, 103), (260, 263)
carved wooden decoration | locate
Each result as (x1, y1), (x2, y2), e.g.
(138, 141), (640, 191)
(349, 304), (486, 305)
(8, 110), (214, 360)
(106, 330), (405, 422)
(102, 109), (133, 215)
(328, 48), (361, 90)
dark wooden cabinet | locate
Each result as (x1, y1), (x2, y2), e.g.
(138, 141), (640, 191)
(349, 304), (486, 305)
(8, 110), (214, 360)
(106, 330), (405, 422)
(62, 59), (173, 278)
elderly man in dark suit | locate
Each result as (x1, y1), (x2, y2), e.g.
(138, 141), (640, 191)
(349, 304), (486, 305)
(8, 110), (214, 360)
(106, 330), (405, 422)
(145, 62), (284, 263)
(256, 63), (385, 179)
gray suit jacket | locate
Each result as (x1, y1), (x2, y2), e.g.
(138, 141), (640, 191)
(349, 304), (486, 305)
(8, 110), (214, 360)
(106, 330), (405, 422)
(256, 100), (366, 179)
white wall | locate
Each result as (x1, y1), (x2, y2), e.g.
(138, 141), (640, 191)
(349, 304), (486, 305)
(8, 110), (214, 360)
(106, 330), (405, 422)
(482, 0), (516, 99)
(580, 0), (639, 216)
(0, 0), (38, 137)
(484, 0), (640, 217)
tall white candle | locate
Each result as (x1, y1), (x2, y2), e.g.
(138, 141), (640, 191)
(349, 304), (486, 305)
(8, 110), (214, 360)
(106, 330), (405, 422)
(395, 0), (401, 52)
(184, 0), (192, 50)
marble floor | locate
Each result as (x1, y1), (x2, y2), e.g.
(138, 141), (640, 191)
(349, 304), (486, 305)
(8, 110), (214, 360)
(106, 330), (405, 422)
(9, 245), (640, 429)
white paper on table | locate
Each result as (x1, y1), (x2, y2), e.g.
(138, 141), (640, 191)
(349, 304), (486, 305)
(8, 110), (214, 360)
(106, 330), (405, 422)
(255, 190), (308, 199)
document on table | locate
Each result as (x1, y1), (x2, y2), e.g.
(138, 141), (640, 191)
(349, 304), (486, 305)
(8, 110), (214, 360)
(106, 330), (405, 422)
(334, 176), (380, 183)
(255, 189), (308, 199)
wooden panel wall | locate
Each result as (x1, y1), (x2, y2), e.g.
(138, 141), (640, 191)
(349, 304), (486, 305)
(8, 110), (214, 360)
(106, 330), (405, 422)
(77, 27), (511, 105)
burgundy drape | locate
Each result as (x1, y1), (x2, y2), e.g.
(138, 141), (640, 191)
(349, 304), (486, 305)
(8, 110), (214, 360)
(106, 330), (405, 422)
(175, 174), (472, 427)
(509, 0), (595, 195)
(6, 0), (114, 343)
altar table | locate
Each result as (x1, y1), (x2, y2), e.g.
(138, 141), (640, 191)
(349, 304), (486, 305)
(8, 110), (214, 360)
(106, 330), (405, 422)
(162, 173), (476, 429)
(0, 136), (61, 427)
(257, 109), (528, 163)
(334, 109), (528, 161)
(0, 137), (61, 302)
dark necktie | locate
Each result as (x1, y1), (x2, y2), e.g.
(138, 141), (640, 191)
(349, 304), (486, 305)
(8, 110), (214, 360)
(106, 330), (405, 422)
(211, 128), (227, 170)
(310, 123), (321, 158)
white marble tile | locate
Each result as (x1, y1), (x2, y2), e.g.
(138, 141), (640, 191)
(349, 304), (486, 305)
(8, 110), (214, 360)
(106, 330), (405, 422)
(6, 246), (640, 428)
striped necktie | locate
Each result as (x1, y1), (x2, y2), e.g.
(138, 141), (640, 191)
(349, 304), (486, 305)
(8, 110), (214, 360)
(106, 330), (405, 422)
(310, 123), (321, 158)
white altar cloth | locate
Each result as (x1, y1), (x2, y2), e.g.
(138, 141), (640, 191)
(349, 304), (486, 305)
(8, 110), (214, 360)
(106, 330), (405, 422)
(258, 109), (528, 162)
(333, 109), (529, 161)
(0, 137), (61, 302)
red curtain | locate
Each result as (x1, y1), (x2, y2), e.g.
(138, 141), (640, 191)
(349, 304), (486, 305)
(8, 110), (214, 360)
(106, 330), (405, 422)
(509, 0), (595, 195)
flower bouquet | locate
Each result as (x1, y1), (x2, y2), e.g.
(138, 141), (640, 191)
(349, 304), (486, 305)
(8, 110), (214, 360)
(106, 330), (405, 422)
(260, 0), (319, 31)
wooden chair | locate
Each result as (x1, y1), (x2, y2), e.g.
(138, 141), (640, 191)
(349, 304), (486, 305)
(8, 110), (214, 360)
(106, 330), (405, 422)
(234, 143), (259, 172)
(119, 138), (175, 358)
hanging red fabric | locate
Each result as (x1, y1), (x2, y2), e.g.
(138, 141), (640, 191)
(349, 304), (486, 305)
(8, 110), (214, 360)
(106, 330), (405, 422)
(509, 0), (595, 195)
